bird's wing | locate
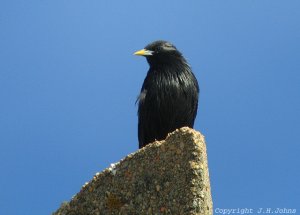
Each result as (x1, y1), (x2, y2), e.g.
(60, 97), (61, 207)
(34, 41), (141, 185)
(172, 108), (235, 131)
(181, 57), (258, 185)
(135, 89), (147, 105)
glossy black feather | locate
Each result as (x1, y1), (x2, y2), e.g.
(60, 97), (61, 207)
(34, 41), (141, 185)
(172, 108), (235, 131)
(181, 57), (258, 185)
(137, 41), (199, 148)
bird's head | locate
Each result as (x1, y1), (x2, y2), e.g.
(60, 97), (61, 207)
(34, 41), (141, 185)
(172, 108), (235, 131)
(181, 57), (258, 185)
(134, 40), (184, 66)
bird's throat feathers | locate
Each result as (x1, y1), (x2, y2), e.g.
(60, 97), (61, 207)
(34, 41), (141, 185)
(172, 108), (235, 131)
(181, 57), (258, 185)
(148, 56), (191, 74)
(146, 60), (196, 95)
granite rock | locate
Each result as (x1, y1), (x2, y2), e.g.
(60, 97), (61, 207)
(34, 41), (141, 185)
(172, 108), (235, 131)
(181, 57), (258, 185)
(53, 127), (212, 215)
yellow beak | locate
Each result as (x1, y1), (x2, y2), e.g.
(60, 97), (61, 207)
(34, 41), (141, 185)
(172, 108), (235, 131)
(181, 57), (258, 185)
(133, 49), (153, 56)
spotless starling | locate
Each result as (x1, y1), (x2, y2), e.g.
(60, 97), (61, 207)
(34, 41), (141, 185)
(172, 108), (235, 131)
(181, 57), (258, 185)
(134, 40), (199, 149)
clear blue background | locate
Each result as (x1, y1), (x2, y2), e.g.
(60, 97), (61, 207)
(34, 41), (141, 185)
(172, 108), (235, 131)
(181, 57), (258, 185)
(1, 1), (299, 214)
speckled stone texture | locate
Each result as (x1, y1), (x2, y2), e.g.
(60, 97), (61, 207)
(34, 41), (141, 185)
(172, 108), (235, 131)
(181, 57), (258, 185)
(53, 127), (213, 215)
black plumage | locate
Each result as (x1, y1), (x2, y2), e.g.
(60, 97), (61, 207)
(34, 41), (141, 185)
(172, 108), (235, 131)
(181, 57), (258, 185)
(134, 40), (199, 148)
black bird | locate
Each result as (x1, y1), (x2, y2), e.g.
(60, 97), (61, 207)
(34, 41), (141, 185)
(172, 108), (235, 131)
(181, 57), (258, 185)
(134, 40), (199, 149)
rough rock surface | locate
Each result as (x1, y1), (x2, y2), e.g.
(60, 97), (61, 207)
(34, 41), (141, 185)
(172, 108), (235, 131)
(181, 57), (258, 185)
(53, 127), (212, 215)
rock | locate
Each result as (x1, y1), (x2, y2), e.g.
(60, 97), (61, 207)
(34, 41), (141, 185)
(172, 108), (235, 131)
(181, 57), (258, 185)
(53, 127), (213, 215)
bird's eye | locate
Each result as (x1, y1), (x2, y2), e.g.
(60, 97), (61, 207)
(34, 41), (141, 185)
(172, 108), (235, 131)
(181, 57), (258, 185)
(155, 46), (163, 52)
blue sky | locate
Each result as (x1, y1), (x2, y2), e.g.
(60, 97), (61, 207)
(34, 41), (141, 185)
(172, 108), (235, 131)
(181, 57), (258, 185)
(1, 1), (299, 214)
